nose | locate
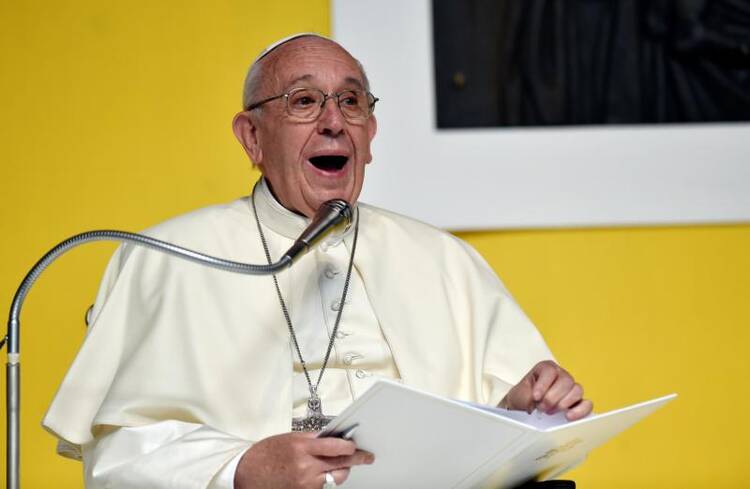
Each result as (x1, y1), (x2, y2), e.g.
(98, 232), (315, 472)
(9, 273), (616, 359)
(316, 96), (345, 136)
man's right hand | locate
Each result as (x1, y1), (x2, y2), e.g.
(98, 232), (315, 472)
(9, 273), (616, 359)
(234, 432), (375, 489)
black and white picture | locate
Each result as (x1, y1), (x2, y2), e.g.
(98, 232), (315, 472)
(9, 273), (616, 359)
(433, 0), (750, 128)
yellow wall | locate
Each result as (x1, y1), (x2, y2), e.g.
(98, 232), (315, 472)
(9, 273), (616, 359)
(1, 1), (748, 487)
(457, 225), (750, 488)
(0, 1), (324, 486)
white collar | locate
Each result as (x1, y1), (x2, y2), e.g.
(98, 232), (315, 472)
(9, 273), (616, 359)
(251, 177), (357, 245)
(253, 177), (308, 240)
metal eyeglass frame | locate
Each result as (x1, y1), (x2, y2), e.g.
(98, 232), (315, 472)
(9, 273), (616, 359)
(245, 87), (379, 122)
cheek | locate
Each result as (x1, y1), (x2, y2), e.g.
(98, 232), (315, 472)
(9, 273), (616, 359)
(362, 142), (373, 165)
(265, 141), (296, 177)
(351, 131), (373, 162)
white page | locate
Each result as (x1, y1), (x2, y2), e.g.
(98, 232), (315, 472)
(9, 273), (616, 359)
(320, 381), (677, 488)
(322, 382), (533, 488)
(460, 394), (678, 488)
(458, 400), (570, 430)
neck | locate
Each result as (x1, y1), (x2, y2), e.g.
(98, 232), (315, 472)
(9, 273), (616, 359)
(263, 179), (310, 218)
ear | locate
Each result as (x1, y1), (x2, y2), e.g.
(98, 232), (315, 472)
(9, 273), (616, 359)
(232, 111), (263, 167)
(365, 114), (377, 164)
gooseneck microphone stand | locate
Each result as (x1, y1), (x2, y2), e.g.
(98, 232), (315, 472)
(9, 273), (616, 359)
(3, 200), (352, 489)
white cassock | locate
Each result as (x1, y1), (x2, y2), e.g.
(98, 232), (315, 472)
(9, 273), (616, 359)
(43, 179), (554, 488)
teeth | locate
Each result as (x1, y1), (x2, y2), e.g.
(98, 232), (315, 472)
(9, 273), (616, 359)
(309, 155), (348, 171)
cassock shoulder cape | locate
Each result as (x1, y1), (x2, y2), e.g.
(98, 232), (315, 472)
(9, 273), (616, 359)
(43, 197), (553, 454)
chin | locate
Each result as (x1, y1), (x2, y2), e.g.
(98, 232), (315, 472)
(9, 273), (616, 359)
(303, 157), (363, 206)
(309, 183), (358, 207)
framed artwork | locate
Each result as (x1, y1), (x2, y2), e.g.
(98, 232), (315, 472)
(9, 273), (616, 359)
(333, 0), (750, 230)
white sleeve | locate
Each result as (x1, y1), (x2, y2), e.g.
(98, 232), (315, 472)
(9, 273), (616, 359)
(82, 420), (252, 489)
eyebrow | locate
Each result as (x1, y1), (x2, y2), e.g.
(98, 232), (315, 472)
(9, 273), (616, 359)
(344, 77), (365, 90)
(285, 74), (365, 91)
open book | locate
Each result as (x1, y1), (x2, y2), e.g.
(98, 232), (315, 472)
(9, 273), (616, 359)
(319, 380), (676, 488)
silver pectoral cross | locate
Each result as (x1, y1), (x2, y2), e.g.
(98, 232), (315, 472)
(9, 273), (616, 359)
(291, 396), (335, 432)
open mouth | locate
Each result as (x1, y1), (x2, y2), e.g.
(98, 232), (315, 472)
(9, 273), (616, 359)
(308, 155), (348, 172)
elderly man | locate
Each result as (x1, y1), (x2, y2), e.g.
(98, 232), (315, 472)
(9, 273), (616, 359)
(44, 34), (592, 489)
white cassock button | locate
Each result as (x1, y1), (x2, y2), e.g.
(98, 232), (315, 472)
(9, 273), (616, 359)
(335, 330), (349, 339)
(355, 369), (369, 379)
(324, 267), (339, 279)
(343, 353), (362, 366)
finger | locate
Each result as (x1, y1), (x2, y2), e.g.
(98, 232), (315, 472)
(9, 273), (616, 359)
(326, 468), (352, 486)
(501, 373), (536, 412)
(317, 469), (347, 489)
(530, 362), (560, 403)
(320, 449), (375, 471)
(297, 431), (319, 438)
(314, 468), (352, 489)
(503, 384), (534, 413)
(538, 373), (575, 414)
(557, 383), (584, 411)
(565, 399), (593, 421)
(306, 437), (357, 457)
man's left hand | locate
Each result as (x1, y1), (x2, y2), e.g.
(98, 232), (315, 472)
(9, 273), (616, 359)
(499, 360), (593, 421)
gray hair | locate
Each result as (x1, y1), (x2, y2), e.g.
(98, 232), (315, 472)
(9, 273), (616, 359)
(242, 61), (266, 111)
(241, 34), (371, 111)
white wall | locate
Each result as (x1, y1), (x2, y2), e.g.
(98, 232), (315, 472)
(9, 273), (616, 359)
(333, 0), (750, 230)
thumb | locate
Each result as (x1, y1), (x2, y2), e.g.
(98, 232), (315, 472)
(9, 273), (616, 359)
(505, 374), (536, 413)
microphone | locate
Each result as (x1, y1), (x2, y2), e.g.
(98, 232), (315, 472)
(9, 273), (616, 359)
(4, 198), (354, 489)
(282, 199), (353, 263)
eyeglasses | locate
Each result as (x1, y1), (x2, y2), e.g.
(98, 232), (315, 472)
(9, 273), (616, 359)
(246, 87), (379, 123)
